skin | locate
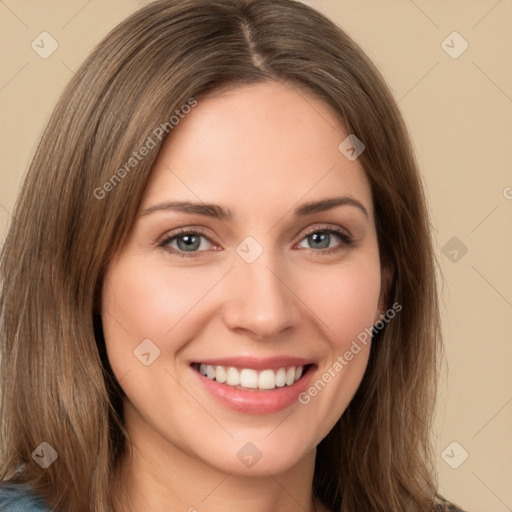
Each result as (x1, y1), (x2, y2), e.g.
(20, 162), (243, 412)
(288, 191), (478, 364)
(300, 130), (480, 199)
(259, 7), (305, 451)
(102, 81), (384, 512)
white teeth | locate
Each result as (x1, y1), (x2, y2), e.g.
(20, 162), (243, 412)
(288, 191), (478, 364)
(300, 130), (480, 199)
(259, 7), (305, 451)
(226, 367), (240, 386)
(240, 369), (258, 388)
(286, 367), (296, 386)
(206, 365), (216, 380)
(258, 369), (276, 390)
(196, 363), (306, 390)
(215, 366), (227, 383)
(275, 367), (287, 387)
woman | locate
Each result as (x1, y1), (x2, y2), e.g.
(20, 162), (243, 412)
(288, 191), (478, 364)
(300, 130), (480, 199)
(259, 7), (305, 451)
(0, 1), (466, 511)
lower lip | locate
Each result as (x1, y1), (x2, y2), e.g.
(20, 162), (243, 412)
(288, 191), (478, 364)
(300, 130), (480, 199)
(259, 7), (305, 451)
(193, 366), (315, 415)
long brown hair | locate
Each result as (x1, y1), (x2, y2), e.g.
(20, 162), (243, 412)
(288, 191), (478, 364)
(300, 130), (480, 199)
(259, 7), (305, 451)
(0, 1), (442, 510)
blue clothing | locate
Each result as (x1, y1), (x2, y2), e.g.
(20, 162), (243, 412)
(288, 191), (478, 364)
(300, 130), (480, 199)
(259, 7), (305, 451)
(0, 481), (468, 512)
(0, 482), (50, 511)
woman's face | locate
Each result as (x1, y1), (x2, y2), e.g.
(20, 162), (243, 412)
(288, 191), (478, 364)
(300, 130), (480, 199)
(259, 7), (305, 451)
(102, 81), (383, 476)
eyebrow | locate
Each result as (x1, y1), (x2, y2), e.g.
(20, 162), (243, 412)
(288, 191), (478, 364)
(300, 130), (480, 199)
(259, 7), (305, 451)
(140, 196), (369, 220)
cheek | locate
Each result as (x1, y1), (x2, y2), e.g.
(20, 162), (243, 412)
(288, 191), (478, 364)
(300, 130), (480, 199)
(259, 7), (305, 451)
(102, 259), (224, 342)
(100, 259), (223, 425)
(100, 257), (229, 382)
(292, 252), (381, 432)
(298, 254), (382, 347)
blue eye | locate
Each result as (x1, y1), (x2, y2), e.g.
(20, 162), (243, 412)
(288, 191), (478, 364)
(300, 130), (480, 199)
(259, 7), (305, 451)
(158, 225), (353, 258)
(297, 227), (353, 254)
(158, 228), (214, 258)
(303, 228), (352, 249)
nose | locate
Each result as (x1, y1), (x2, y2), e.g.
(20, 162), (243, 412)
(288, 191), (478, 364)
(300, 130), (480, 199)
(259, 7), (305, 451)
(221, 254), (301, 341)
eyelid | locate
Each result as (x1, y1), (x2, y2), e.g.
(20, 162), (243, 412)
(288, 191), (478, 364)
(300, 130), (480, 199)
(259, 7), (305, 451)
(297, 223), (352, 241)
(293, 224), (354, 253)
(157, 222), (354, 258)
(156, 226), (213, 244)
(155, 226), (220, 257)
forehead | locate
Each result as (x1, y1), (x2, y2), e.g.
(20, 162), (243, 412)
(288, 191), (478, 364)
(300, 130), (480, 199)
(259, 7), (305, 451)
(140, 81), (373, 222)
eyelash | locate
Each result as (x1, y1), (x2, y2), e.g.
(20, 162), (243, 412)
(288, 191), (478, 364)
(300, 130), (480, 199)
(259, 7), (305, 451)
(157, 225), (354, 259)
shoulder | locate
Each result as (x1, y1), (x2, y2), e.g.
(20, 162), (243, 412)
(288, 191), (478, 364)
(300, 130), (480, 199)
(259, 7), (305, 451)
(0, 481), (51, 511)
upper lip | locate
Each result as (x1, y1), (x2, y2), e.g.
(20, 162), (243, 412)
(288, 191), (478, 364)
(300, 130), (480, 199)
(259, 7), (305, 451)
(190, 356), (315, 371)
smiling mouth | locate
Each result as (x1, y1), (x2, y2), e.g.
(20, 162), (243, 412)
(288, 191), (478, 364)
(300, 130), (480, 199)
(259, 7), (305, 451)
(191, 363), (313, 391)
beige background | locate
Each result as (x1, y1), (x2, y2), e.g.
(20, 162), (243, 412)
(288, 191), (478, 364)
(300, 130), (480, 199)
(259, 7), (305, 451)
(1, 1), (511, 510)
